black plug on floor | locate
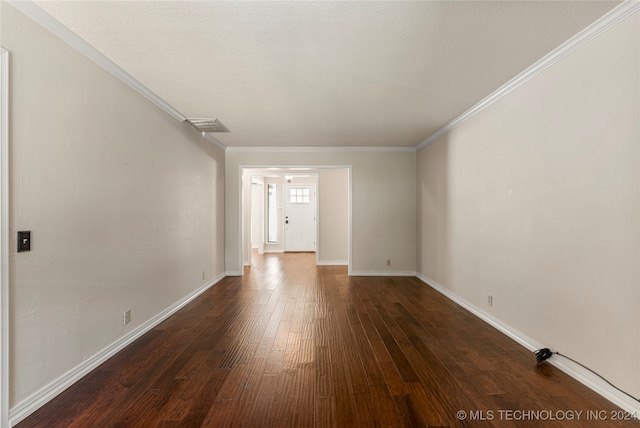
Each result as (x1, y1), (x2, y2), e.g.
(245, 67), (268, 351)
(534, 348), (554, 364)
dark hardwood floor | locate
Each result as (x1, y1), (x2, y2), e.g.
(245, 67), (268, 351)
(16, 252), (638, 427)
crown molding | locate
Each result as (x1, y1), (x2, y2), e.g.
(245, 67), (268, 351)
(6, 0), (417, 154)
(227, 146), (416, 153)
(201, 133), (227, 152)
(416, 0), (640, 151)
(6, 0), (186, 123)
(13, 0), (637, 154)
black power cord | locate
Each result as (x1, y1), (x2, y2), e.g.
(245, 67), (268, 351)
(534, 348), (640, 403)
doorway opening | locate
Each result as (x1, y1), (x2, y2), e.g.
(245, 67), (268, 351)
(240, 166), (350, 274)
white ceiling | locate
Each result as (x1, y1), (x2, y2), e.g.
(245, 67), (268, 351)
(35, 0), (620, 148)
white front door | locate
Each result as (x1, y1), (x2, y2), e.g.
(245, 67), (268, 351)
(284, 185), (316, 252)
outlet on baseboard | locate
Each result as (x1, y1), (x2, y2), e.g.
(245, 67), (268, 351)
(487, 295), (493, 307)
(123, 310), (131, 325)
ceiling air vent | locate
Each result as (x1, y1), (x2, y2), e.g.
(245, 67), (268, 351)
(187, 118), (230, 133)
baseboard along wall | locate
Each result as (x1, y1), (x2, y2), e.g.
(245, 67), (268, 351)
(8, 273), (226, 427)
(416, 273), (640, 416)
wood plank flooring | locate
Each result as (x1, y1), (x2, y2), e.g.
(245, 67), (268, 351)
(16, 252), (639, 427)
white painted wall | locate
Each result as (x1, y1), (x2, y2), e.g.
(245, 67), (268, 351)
(318, 168), (349, 264)
(227, 151), (416, 275)
(417, 11), (639, 398)
(2, 2), (225, 413)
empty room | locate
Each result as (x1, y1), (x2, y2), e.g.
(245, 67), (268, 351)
(1, 1), (639, 426)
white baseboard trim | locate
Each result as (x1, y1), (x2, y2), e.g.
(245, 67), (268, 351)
(416, 273), (640, 416)
(243, 261), (251, 266)
(316, 260), (348, 266)
(8, 273), (226, 426)
(225, 271), (243, 277)
(415, 273), (539, 350)
(350, 270), (417, 277)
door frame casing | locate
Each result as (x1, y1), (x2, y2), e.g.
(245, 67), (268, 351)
(1, 46), (10, 428)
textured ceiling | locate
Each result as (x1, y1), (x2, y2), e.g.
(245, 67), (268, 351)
(35, 1), (620, 148)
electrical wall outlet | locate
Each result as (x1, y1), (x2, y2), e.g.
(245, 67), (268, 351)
(123, 310), (131, 325)
(487, 295), (493, 307)
(17, 231), (31, 252)
(386, 259), (391, 266)
(202, 271), (206, 280)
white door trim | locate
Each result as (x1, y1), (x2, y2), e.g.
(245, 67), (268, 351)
(1, 46), (10, 428)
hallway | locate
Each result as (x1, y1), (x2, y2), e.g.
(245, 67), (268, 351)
(16, 253), (635, 427)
